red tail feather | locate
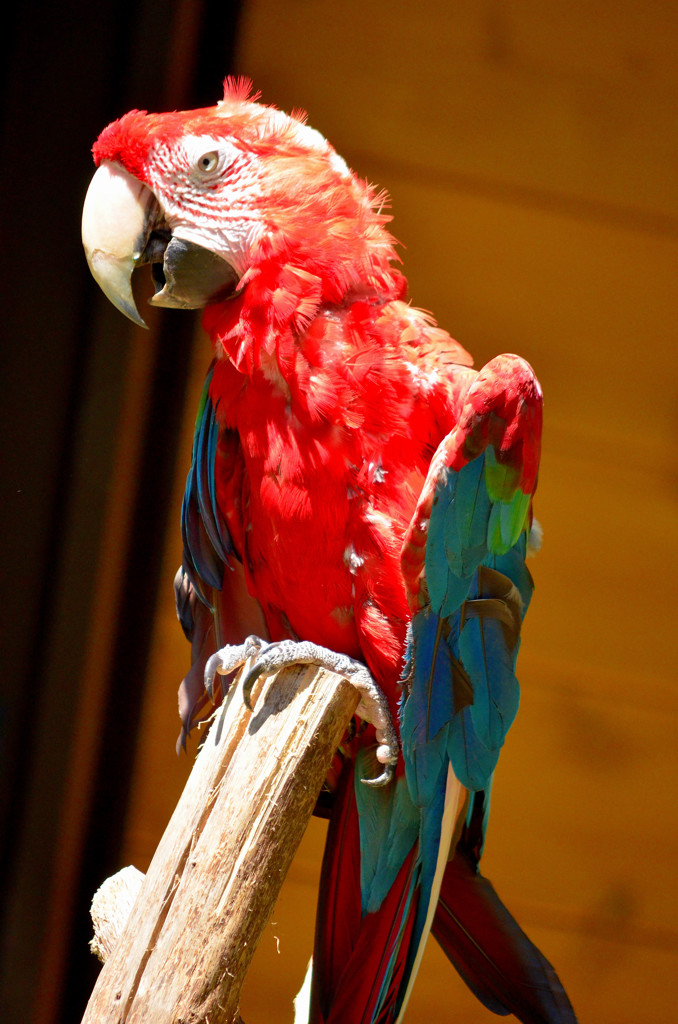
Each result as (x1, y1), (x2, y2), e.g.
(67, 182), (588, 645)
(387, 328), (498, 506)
(311, 761), (419, 1024)
(432, 850), (577, 1024)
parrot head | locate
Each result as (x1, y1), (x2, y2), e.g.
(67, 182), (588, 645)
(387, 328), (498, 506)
(82, 77), (397, 327)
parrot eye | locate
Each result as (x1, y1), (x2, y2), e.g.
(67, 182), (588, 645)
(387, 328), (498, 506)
(184, 136), (239, 182)
(197, 151), (220, 174)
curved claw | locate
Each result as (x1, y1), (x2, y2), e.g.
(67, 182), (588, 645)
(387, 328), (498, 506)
(231, 638), (401, 784)
(204, 635), (266, 702)
(360, 760), (396, 788)
(241, 658), (268, 711)
(239, 639), (296, 711)
(204, 651), (225, 700)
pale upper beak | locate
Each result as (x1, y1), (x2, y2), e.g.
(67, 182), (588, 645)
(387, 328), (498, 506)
(82, 161), (239, 327)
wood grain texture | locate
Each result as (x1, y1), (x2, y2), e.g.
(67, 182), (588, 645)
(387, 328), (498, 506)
(81, 665), (357, 1024)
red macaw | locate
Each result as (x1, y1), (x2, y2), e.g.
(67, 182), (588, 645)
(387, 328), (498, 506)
(82, 78), (576, 1024)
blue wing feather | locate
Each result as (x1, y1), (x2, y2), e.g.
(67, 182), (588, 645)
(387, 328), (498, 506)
(354, 748), (420, 915)
(405, 446), (531, 795)
(195, 389), (232, 565)
(427, 457), (493, 617)
(392, 424), (579, 1022)
(392, 444), (535, 1017)
(328, 437), (537, 1022)
(181, 466), (222, 598)
(181, 363), (236, 605)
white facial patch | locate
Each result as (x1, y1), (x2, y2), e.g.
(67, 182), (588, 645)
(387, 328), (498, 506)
(180, 134), (242, 181)
(149, 134), (267, 277)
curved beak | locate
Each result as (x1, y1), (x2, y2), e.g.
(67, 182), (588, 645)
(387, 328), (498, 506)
(82, 162), (240, 328)
(82, 162), (156, 327)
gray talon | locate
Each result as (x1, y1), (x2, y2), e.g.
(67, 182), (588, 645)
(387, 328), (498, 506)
(236, 638), (400, 778)
(241, 655), (268, 710)
(361, 761), (396, 788)
(204, 651), (225, 699)
(206, 637), (400, 780)
(204, 635), (267, 702)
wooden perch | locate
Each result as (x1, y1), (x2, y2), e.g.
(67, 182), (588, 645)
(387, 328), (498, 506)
(90, 865), (145, 963)
(81, 663), (359, 1024)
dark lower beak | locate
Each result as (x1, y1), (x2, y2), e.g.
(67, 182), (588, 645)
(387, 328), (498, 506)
(82, 161), (239, 327)
(147, 235), (240, 311)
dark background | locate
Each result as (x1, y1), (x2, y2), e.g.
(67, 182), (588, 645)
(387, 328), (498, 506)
(0, 4), (244, 1021)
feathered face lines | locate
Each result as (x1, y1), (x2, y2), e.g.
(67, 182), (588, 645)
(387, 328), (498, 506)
(149, 134), (255, 207)
(149, 134), (271, 278)
(85, 86), (402, 330)
(93, 100), (397, 286)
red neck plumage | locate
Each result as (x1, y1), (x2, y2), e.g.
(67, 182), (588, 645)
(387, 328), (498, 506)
(202, 234), (406, 380)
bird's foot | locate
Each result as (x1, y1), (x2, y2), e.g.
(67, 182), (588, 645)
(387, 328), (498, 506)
(206, 637), (399, 787)
(203, 634), (266, 699)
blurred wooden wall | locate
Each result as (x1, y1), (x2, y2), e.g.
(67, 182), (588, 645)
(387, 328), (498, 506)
(121, 3), (678, 1022)
(4, 3), (675, 1024)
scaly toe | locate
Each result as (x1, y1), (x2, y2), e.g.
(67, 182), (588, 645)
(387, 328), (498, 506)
(204, 635), (266, 699)
(233, 639), (400, 783)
